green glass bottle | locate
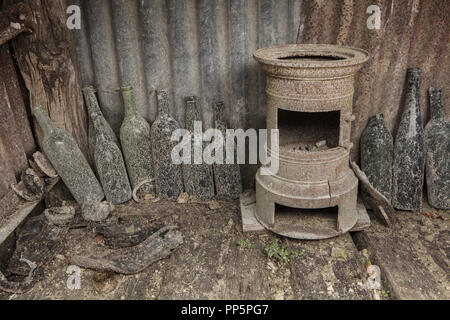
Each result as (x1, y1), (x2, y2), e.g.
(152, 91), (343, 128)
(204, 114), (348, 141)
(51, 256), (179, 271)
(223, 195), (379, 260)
(92, 113), (132, 204)
(120, 86), (154, 196)
(31, 105), (104, 204)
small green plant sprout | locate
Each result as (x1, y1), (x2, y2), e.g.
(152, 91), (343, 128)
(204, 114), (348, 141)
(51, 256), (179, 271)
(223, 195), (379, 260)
(265, 241), (305, 265)
(237, 238), (254, 250)
(381, 290), (390, 298)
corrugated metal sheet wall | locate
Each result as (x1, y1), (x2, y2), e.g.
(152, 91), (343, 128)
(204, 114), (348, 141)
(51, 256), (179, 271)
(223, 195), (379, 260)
(70, 0), (301, 136)
(296, 0), (450, 159)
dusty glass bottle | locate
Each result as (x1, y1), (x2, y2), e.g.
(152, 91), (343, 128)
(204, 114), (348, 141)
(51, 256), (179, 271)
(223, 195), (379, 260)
(424, 87), (450, 209)
(120, 86), (154, 196)
(92, 113), (132, 204)
(360, 113), (393, 202)
(392, 68), (425, 211)
(182, 96), (215, 200)
(31, 105), (104, 204)
(82, 86), (119, 165)
(213, 102), (242, 199)
(151, 90), (184, 199)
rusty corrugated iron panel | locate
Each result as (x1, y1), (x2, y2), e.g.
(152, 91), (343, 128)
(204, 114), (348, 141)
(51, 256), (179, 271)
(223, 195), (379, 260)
(297, 0), (450, 160)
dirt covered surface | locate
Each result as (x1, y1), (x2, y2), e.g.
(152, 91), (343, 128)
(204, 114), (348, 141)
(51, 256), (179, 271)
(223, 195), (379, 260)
(353, 201), (449, 300)
(0, 199), (377, 300)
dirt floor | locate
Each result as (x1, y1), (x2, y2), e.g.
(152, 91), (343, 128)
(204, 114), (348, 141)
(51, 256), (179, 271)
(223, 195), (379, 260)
(0, 197), (448, 300)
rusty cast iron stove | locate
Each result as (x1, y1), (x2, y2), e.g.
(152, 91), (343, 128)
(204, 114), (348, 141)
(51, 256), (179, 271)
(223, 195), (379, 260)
(253, 44), (369, 239)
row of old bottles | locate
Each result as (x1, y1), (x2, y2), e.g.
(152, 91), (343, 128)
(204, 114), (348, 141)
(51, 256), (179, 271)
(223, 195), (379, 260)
(83, 86), (132, 204)
(149, 91), (242, 200)
(33, 87), (242, 204)
(86, 86), (157, 203)
(361, 68), (448, 211)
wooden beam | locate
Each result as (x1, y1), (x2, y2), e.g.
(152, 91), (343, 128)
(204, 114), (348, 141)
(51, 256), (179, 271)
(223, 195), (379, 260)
(6, 0), (90, 204)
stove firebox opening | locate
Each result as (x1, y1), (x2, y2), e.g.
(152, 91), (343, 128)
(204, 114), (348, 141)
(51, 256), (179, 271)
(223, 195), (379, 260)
(278, 109), (340, 152)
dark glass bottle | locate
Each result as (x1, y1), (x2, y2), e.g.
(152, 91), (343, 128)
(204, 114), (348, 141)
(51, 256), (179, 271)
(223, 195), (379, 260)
(31, 105), (104, 204)
(424, 88), (450, 209)
(151, 90), (184, 199)
(213, 102), (242, 199)
(120, 86), (154, 196)
(82, 86), (119, 165)
(360, 113), (393, 202)
(92, 113), (132, 204)
(182, 96), (214, 200)
(392, 68), (425, 211)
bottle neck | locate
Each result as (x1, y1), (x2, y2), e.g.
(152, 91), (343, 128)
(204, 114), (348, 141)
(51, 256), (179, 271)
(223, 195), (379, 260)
(121, 87), (138, 118)
(185, 99), (198, 132)
(157, 90), (169, 115)
(92, 114), (107, 140)
(91, 113), (103, 134)
(368, 113), (384, 126)
(32, 106), (55, 136)
(406, 68), (421, 95)
(83, 86), (101, 117)
(430, 88), (444, 120)
(214, 102), (225, 123)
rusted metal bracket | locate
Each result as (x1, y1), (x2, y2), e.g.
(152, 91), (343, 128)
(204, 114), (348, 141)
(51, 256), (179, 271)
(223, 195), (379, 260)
(0, 2), (34, 45)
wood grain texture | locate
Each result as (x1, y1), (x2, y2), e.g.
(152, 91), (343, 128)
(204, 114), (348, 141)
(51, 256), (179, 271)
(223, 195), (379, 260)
(6, 0), (90, 204)
(0, 45), (35, 156)
(7, 0), (89, 159)
(0, 79), (26, 196)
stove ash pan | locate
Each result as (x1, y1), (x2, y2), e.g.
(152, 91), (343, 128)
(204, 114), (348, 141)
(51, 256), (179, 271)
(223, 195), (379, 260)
(253, 44), (369, 240)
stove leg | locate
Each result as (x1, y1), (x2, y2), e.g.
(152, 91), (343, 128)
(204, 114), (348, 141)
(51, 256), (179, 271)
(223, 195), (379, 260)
(337, 186), (358, 232)
(255, 183), (275, 225)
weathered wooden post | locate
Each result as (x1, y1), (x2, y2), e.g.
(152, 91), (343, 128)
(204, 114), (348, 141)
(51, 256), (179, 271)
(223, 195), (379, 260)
(7, 0), (90, 205)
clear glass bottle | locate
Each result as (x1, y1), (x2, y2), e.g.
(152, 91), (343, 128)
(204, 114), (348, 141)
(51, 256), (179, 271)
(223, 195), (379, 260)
(31, 105), (104, 204)
(92, 113), (132, 204)
(120, 86), (154, 196)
